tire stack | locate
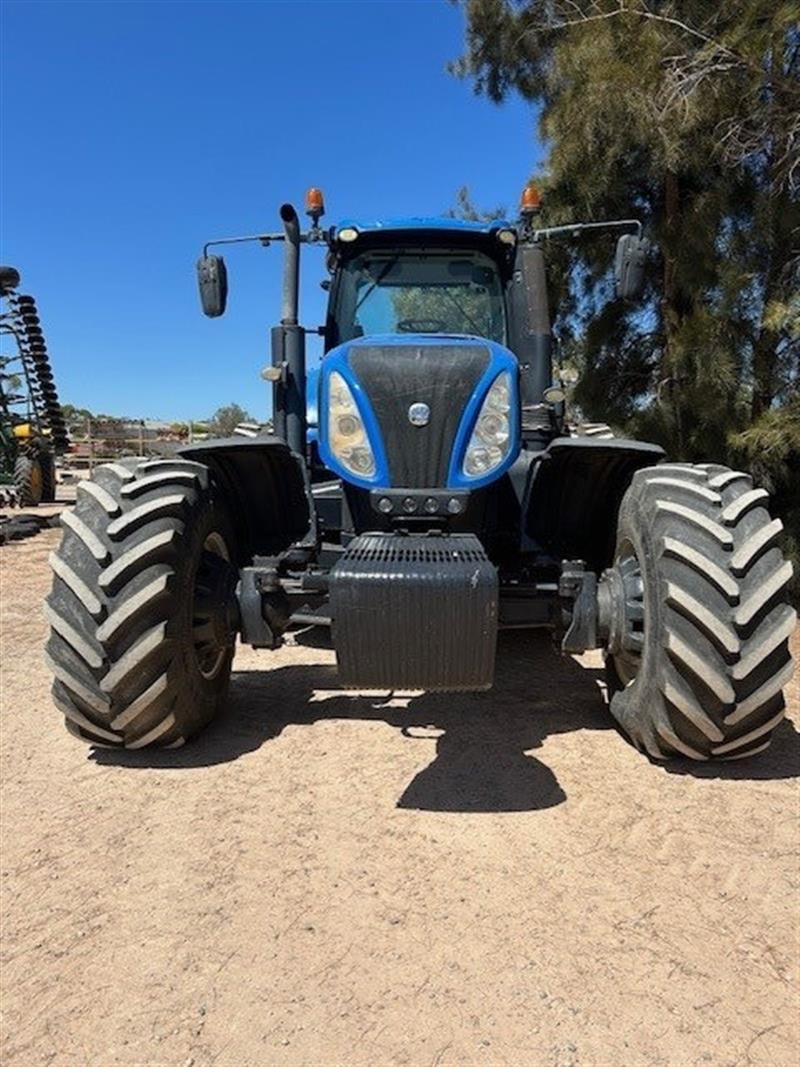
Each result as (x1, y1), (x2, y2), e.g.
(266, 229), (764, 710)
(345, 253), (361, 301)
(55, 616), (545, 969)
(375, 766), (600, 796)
(0, 512), (61, 544)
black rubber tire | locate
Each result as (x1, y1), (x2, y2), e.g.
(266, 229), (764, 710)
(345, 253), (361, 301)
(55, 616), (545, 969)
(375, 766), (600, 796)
(0, 518), (41, 542)
(39, 451), (56, 502)
(14, 453), (43, 506)
(46, 458), (238, 749)
(607, 463), (796, 761)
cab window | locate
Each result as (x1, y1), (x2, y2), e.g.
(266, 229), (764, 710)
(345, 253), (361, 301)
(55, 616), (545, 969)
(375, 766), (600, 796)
(331, 251), (506, 345)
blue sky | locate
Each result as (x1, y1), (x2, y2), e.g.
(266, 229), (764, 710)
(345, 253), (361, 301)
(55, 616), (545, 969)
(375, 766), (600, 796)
(1, 0), (542, 421)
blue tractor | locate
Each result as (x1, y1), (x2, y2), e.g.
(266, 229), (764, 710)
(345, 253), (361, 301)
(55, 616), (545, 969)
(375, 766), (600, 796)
(45, 187), (795, 762)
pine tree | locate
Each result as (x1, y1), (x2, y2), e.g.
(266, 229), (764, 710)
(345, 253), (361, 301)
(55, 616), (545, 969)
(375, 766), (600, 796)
(453, 0), (799, 591)
(454, 1), (798, 435)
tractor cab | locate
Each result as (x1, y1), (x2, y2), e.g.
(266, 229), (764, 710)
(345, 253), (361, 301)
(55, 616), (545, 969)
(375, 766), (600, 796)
(323, 218), (514, 349)
(305, 218), (515, 479)
(315, 218), (524, 532)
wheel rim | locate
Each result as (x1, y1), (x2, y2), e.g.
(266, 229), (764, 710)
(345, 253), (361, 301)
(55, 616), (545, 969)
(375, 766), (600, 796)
(191, 531), (233, 681)
(606, 541), (645, 686)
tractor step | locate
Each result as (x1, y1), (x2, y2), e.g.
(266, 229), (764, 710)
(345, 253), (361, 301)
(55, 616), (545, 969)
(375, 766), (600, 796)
(329, 533), (498, 691)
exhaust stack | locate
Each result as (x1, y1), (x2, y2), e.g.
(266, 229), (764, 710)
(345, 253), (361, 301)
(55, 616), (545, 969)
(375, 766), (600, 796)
(272, 203), (306, 455)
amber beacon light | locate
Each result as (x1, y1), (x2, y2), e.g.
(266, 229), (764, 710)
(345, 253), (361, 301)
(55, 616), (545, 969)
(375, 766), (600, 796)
(305, 187), (325, 225)
(520, 183), (542, 217)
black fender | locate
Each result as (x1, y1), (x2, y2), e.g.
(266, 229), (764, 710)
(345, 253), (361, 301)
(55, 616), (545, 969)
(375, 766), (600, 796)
(524, 437), (666, 571)
(177, 436), (313, 563)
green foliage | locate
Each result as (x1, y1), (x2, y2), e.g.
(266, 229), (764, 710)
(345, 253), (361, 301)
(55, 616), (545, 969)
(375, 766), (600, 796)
(732, 397), (800, 598)
(446, 185), (507, 222)
(454, 0), (800, 596)
(454, 1), (799, 420)
(207, 403), (254, 438)
(3, 373), (22, 392)
(60, 404), (94, 428)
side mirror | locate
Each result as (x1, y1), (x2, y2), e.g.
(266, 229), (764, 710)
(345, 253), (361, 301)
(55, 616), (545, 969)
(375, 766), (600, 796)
(614, 234), (649, 300)
(196, 254), (228, 317)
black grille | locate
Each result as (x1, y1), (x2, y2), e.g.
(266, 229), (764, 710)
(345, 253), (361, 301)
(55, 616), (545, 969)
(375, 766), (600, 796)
(330, 534), (498, 691)
(346, 539), (487, 564)
(349, 344), (490, 487)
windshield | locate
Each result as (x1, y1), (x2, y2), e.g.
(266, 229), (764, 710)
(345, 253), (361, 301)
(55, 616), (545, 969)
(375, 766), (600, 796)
(331, 250), (506, 345)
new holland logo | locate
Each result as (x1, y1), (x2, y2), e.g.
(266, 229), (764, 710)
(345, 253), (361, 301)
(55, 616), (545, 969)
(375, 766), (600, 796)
(408, 402), (430, 427)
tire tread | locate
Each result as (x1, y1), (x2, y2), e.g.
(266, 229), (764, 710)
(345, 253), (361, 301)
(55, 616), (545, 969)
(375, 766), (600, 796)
(46, 459), (234, 748)
(608, 462), (795, 761)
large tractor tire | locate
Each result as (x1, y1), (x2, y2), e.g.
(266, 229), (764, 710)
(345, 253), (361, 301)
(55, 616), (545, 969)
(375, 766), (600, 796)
(39, 451), (56, 502)
(14, 452), (44, 506)
(45, 458), (239, 749)
(605, 463), (796, 761)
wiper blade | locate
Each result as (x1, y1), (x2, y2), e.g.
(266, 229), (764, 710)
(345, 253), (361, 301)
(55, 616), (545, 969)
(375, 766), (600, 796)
(440, 287), (484, 336)
(355, 256), (401, 312)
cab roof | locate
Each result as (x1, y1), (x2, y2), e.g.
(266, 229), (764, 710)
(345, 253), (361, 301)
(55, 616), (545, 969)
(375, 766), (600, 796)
(335, 216), (514, 237)
(331, 217), (518, 273)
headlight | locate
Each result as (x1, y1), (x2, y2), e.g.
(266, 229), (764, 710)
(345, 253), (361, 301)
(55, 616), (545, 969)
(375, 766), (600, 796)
(327, 370), (376, 477)
(463, 372), (512, 478)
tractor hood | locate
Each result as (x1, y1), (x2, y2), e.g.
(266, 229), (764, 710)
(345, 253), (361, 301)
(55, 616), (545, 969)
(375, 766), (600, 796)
(317, 334), (520, 491)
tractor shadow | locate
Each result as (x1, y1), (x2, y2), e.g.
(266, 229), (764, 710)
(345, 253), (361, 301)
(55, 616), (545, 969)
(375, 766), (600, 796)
(91, 629), (800, 804)
(91, 631), (611, 812)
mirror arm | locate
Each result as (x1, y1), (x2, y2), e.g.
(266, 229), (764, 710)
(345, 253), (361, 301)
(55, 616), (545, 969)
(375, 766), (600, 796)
(532, 219), (642, 243)
(202, 232), (285, 257)
(201, 228), (329, 258)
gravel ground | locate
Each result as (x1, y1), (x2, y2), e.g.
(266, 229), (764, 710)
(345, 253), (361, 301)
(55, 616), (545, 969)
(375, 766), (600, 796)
(1, 494), (798, 1066)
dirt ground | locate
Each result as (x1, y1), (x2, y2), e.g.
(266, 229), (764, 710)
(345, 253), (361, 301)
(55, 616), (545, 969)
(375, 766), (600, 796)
(1, 493), (798, 1067)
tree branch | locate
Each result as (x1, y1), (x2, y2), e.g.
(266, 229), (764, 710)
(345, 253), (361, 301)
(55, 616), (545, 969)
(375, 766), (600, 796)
(518, 1), (800, 95)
